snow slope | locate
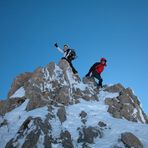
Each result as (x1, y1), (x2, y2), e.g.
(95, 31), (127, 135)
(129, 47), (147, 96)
(1, 60), (148, 148)
(1, 90), (147, 147)
(0, 100), (48, 148)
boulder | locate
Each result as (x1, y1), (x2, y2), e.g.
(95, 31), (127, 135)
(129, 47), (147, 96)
(105, 85), (148, 124)
(79, 111), (87, 119)
(25, 87), (48, 111)
(54, 86), (70, 105)
(6, 117), (52, 148)
(78, 126), (102, 144)
(98, 121), (107, 127)
(60, 130), (74, 148)
(104, 83), (125, 93)
(57, 106), (67, 123)
(121, 132), (143, 148)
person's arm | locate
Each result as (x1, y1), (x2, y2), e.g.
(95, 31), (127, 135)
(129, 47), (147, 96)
(86, 62), (99, 77)
(54, 43), (64, 54)
(57, 47), (64, 53)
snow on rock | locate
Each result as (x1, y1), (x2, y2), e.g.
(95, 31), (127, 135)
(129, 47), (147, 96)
(0, 99), (48, 148)
(10, 87), (25, 98)
(0, 60), (148, 148)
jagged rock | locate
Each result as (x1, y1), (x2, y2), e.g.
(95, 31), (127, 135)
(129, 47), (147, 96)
(57, 106), (67, 123)
(25, 89), (48, 111)
(105, 85), (148, 124)
(46, 62), (57, 77)
(6, 117), (52, 148)
(58, 59), (81, 81)
(82, 77), (97, 87)
(54, 86), (70, 105)
(0, 119), (7, 127)
(117, 94), (132, 104)
(98, 121), (107, 127)
(18, 117), (33, 133)
(58, 59), (70, 72)
(104, 83), (125, 93)
(79, 111), (87, 124)
(120, 88), (140, 105)
(8, 72), (33, 98)
(60, 130), (74, 148)
(0, 97), (26, 115)
(1, 60), (148, 148)
(78, 126), (102, 144)
(121, 132), (143, 148)
(22, 129), (41, 148)
(79, 111), (87, 119)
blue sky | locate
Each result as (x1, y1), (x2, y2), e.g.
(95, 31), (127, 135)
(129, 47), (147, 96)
(0, 0), (148, 114)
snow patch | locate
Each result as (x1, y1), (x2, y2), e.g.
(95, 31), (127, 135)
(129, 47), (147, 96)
(10, 87), (25, 98)
(99, 91), (119, 103)
(37, 131), (45, 148)
(0, 99), (48, 148)
(138, 108), (146, 124)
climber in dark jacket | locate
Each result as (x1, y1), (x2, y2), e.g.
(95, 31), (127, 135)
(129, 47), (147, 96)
(85, 58), (107, 88)
(54, 43), (78, 74)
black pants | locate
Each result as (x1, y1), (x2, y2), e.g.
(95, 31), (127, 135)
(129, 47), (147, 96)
(91, 71), (103, 87)
(62, 57), (78, 74)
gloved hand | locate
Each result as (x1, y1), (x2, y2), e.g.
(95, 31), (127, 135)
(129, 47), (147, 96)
(54, 43), (58, 48)
(85, 73), (90, 77)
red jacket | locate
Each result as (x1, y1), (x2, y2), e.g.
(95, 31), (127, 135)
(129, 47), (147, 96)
(95, 63), (106, 74)
(87, 62), (106, 76)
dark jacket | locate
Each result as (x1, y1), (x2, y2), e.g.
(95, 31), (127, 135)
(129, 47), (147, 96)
(86, 62), (106, 76)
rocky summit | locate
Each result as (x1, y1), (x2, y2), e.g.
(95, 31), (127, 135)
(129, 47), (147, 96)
(0, 59), (148, 148)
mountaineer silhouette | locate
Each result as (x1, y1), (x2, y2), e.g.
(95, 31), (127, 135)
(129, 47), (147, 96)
(86, 58), (107, 89)
(54, 43), (78, 75)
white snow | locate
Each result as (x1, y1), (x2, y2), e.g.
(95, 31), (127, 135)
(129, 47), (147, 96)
(1, 69), (148, 148)
(138, 108), (146, 124)
(43, 67), (50, 81)
(61, 91), (148, 148)
(0, 99), (48, 148)
(36, 131), (45, 148)
(10, 87), (25, 98)
(50, 107), (63, 139)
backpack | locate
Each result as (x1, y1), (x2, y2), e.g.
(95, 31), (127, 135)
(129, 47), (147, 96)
(66, 49), (77, 61)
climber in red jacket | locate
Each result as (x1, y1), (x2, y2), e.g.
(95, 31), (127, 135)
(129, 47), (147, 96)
(85, 58), (107, 88)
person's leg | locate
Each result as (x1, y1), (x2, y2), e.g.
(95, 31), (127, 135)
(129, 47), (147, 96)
(98, 77), (103, 88)
(63, 58), (78, 74)
(92, 71), (103, 88)
(68, 60), (78, 74)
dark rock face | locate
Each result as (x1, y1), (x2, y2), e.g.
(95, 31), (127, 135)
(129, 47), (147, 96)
(0, 97), (26, 115)
(98, 121), (107, 127)
(121, 132), (143, 148)
(15, 60), (98, 111)
(8, 72), (33, 98)
(79, 111), (87, 119)
(78, 126), (102, 144)
(79, 111), (88, 124)
(60, 130), (74, 148)
(1, 60), (148, 148)
(6, 117), (52, 148)
(105, 86), (148, 124)
(104, 83), (125, 93)
(57, 106), (67, 123)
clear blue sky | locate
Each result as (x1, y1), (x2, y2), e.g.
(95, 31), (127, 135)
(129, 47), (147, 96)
(0, 0), (148, 114)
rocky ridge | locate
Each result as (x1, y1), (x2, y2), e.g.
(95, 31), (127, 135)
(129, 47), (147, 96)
(0, 59), (148, 148)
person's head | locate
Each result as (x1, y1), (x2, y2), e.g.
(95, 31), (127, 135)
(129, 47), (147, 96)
(64, 44), (69, 52)
(100, 58), (107, 65)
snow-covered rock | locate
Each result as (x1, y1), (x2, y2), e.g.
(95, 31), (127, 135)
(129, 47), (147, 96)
(10, 87), (25, 98)
(0, 59), (148, 148)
